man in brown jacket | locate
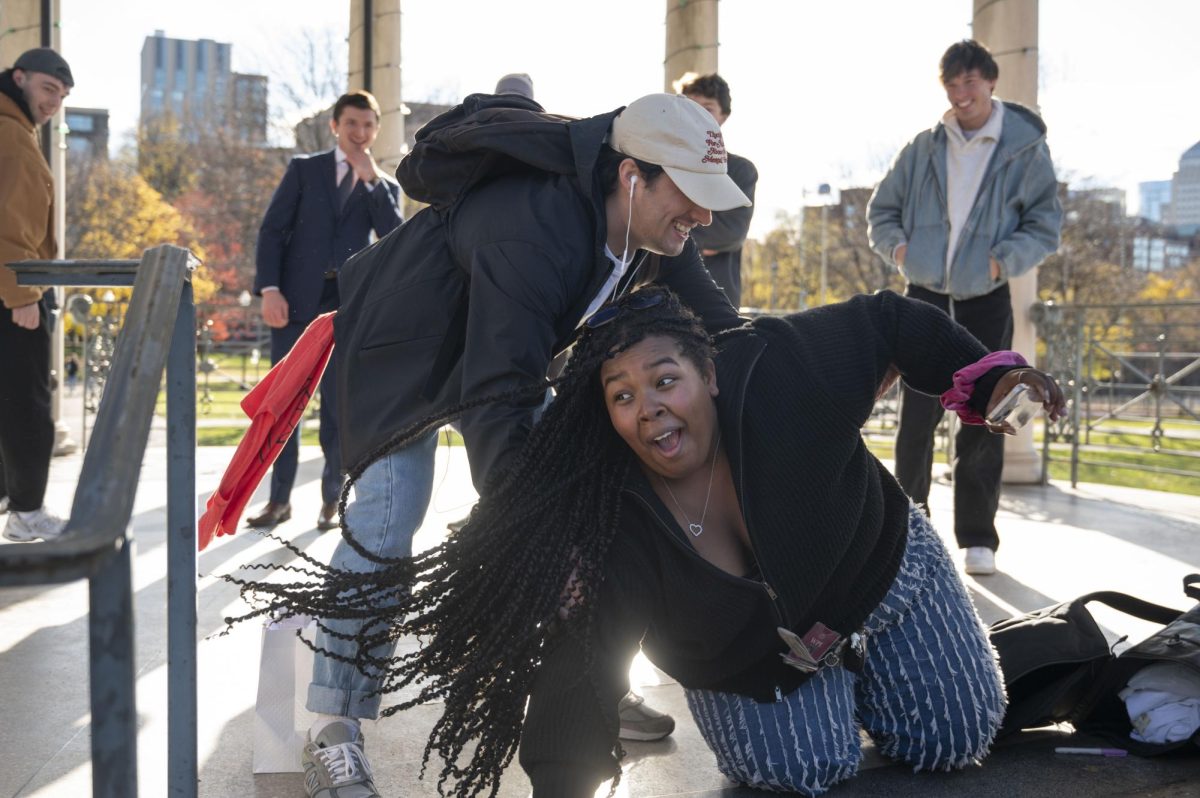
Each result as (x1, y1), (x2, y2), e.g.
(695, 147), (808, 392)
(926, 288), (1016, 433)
(0, 47), (72, 542)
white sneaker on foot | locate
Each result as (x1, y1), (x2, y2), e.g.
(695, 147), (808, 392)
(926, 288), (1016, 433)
(3, 507), (66, 542)
(301, 718), (380, 798)
(617, 691), (675, 741)
(964, 546), (996, 575)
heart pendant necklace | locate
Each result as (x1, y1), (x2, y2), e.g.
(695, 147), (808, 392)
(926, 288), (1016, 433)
(660, 428), (721, 538)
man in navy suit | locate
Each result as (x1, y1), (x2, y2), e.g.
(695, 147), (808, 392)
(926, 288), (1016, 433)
(249, 90), (403, 530)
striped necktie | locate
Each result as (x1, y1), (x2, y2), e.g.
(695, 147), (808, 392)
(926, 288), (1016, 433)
(336, 166), (355, 212)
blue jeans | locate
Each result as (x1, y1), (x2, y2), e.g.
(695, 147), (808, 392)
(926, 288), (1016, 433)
(685, 507), (1006, 795)
(306, 429), (438, 718)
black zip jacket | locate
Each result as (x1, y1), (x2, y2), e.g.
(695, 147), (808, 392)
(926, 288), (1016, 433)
(519, 290), (995, 795)
(334, 94), (741, 485)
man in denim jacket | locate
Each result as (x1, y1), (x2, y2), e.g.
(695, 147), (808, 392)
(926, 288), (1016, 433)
(867, 39), (1062, 576)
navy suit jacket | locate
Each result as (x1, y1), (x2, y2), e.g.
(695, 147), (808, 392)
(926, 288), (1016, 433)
(254, 149), (403, 324)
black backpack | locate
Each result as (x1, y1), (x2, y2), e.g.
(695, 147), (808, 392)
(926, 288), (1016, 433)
(989, 573), (1200, 755)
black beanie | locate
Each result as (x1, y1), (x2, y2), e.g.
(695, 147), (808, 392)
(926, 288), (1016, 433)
(13, 47), (74, 88)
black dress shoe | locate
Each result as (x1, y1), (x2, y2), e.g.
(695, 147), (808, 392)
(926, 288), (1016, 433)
(246, 501), (292, 528)
(316, 501), (339, 531)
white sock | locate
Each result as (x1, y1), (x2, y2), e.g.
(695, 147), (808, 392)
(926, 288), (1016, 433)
(310, 714), (358, 739)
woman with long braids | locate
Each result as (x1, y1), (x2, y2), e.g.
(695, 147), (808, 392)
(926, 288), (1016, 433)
(230, 286), (1064, 797)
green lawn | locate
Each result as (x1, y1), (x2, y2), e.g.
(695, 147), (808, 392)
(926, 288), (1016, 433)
(864, 421), (1200, 497)
(1045, 457), (1200, 496)
(195, 425), (319, 446)
(190, 425), (466, 448)
(153, 380), (468, 448)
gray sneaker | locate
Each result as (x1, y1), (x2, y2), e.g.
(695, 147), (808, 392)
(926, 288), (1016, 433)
(3, 507), (66, 542)
(617, 692), (675, 741)
(301, 720), (380, 798)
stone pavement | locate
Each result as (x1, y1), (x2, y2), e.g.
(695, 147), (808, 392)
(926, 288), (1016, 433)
(1, 438), (1198, 798)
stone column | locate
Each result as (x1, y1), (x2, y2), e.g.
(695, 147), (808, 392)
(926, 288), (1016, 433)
(0, 0), (44, 67)
(973, 0), (1044, 483)
(1, 0), (75, 454)
(349, 0), (406, 176)
(664, 0), (719, 91)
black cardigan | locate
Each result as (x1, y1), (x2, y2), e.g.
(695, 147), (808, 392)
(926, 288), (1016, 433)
(519, 291), (994, 795)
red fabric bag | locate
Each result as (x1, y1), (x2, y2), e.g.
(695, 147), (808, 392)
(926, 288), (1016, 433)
(197, 312), (336, 550)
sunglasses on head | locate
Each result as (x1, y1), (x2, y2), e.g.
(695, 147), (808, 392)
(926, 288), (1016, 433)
(584, 292), (666, 329)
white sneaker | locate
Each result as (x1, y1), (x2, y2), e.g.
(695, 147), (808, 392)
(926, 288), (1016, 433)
(3, 507), (67, 542)
(0, 496), (8, 514)
(964, 546), (996, 576)
(301, 718), (380, 798)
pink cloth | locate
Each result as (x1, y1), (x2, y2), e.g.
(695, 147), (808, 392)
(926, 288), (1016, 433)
(197, 312), (336, 550)
(940, 350), (1028, 425)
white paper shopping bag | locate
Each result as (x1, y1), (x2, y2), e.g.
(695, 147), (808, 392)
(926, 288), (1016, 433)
(252, 614), (318, 773)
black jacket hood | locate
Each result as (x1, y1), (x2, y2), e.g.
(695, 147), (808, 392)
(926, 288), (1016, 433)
(0, 70), (36, 125)
(397, 93), (622, 216)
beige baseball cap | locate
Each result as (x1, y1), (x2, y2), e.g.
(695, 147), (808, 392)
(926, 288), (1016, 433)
(609, 93), (751, 212)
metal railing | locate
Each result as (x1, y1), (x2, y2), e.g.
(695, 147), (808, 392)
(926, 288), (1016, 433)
(0, 245), (198, 798)
(63, 297), (269, 451)
(856, 300), (1200, 491)
(1032, 299), (1200, 487)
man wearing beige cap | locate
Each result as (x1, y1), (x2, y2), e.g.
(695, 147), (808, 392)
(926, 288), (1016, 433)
(296, 92), (750, 797)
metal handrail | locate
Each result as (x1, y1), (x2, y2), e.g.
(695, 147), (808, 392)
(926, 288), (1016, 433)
(0, 245), (198, 798)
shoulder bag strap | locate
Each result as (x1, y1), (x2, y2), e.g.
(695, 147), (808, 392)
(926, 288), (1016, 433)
(1077, 591), (1183, 626)
(1184, 573), (1200, 602)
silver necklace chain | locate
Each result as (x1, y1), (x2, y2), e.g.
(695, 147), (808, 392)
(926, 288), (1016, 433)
(660, 428), (722, 538)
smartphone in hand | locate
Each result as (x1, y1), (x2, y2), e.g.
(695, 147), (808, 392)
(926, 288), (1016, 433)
(986, 383), (1042, 430)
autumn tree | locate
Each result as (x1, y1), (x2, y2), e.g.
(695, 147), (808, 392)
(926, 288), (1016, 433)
(136, 115), (199, 203)
(130, 119), (291, 340)
(174, 133), (291, 316)
(743, 191), (903, 312)
(1037, 187), (1146, 306)
(66, 157), (208, 280)
(63, 156), (217, 336)
(129, 27), (345, 340)
(742, 212), (809, 312)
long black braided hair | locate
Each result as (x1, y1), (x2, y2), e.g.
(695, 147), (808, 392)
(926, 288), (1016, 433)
(224, 286), (717, 796)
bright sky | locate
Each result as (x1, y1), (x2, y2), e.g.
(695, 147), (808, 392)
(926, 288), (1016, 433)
(59, 0), (1200, 239)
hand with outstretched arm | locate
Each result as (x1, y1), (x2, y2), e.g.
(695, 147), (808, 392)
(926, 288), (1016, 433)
(982, 367), (1067, 435)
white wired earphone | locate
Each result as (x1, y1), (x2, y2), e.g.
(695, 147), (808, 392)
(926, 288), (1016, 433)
(609, 171), (644, 304)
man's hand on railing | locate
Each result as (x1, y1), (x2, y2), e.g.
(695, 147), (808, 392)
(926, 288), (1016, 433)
(260, 289), (289, 329)
(10, 302), (39, 330)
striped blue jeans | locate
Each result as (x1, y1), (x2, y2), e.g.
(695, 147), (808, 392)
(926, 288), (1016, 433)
(685, 506), (1006, 795)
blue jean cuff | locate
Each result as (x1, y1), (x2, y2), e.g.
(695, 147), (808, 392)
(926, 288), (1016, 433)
(306, 682), (381, 720)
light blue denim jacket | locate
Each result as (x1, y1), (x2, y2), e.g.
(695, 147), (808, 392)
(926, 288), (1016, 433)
(866, 101), (1062, 300)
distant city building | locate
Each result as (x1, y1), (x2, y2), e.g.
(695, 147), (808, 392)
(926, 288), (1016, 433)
(1132, 234), (1190, 272)
(231, 73), (269, 144)
(1167, 140), (1200, 235)
(1069, 187), (1127, 222)
(1138, 180), (1172, 223)
(400, 101), (453, 151)
(139, 30), (268, 145)
(836, 187), (872, 228)
(65, 107), (109, 160)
